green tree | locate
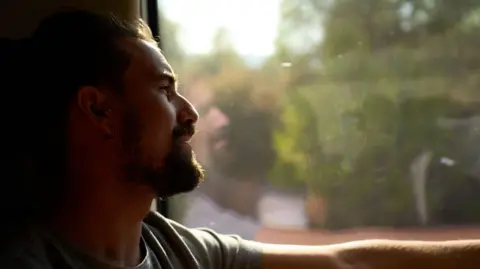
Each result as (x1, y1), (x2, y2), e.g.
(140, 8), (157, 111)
(271, 0), (480, 228)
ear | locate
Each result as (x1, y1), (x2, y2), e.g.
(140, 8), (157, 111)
(76, 86), (115, 138)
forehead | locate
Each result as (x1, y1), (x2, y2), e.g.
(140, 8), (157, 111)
(122, 38), (175, 90)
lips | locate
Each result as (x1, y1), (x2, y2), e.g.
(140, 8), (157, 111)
(177, 135), (192, 143)
(175, 137), (193, 154)
(181, 141), (192, 150)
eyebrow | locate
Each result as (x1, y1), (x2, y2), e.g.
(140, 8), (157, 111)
(154, 71), (178, 86)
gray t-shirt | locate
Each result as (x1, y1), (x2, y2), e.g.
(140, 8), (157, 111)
(3, 211), (264, 269)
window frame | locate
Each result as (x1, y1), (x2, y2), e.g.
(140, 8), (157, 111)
(140, 0), (169, 217)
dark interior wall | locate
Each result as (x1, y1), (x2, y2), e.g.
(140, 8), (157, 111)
(0, 0), (140, 38)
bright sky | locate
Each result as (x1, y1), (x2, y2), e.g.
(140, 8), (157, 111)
(159, 0), (281, 56)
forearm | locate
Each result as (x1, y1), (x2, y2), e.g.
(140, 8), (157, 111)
(259, 240), (480, 269)
(332, 239), (480, 269)
(260, 243), (348, 269)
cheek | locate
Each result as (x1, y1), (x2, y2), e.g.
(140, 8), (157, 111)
(140, 99), (177, 162)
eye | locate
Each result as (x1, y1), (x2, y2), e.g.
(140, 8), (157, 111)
(159, 86), (174, 100)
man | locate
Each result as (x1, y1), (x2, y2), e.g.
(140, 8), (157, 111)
(1, 10), (479, 269)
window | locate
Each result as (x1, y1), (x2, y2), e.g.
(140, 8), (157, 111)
(158, 0), (480, 244)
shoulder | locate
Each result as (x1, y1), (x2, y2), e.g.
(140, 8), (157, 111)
(143, 211), (263, 269)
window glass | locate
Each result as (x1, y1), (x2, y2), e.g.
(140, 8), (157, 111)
(159, 0), (480, 244)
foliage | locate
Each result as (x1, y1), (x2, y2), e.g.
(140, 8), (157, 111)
(271, 0), (480, 228)
(163, 0), (480, 228)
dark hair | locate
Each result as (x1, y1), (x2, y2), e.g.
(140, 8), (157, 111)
(0, 10), (155, 243)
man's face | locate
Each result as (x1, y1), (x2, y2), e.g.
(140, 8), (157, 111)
(117, 39), (204, 198)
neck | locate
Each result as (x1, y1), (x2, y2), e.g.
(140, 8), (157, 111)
(51, 160), (155, 267)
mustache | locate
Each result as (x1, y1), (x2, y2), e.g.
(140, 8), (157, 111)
(172, 124), (196, 140)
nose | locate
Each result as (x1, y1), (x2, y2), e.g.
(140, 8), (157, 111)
(177, 94), (199, 125)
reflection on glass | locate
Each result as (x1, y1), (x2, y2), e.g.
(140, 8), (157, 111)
(160, 0), (480, 244)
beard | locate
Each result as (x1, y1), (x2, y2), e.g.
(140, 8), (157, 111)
(121, 109), (204, 198)
(147, 132), (205, 198)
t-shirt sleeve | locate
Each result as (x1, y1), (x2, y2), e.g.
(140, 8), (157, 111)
(167, 219), (264, 269)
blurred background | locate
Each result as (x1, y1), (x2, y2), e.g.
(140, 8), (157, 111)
(158, 0), (480, 244)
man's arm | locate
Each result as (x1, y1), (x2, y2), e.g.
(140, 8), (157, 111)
(260, 240), (480, 269)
